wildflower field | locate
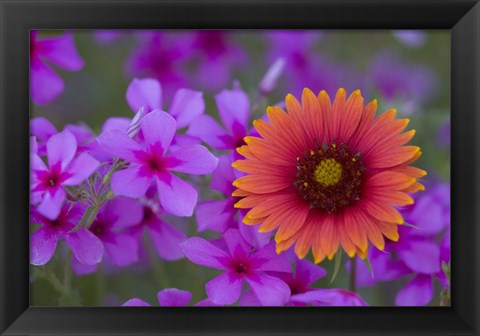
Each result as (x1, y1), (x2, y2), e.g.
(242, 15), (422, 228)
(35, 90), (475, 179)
(30, 30), (450, 307)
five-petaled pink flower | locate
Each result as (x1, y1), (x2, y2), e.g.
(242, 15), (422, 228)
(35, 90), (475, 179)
(31, 130), (100, 220)
(97, 110), (218, 217)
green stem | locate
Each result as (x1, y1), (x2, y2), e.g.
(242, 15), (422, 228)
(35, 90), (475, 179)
(95, 263), (106, 306)
(63, 250), (73, 300)
(350, 257), (357, 293)
(145, 235), (169, 289)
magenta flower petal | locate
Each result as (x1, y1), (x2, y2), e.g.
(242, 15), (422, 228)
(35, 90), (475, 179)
(397, 240), (441, 274)
(126, 78), (162, 113)
(210, 155), (238, 195)
(111, 166), (151, 198)
(36, 32), (85, 71)
(222, 228), (251, 259)
(168, 144), (218, 175)
(168, 89), (205, 129)
(104, 234), (139, 266)
(194, 298), (221, 306)
(295, 259), (327, 286)
(97, 129), (143, 162)
(291, 288), (367, 306)
(250, 242), (291, 273)
(407, 193), (446, 235)
(239, 290), (261, 306)
(244, 273), (290, 306)
(141, 110), (176, 154)
(187, 115), (230, 150)
(101, 117), (131, 133)
(31, 153), (48, 172)
(156, 173), (197, 216)
(123, 298), (151, 307)
(47, 130), (77, 169)
(195, 200), (235, 233)
(157, 288), (192, 306)
(395, 274), (433, 306)
(206, 272), (243, 305)
(30, 59), (64, 105)
(31, 117), (57, 140)
(180, 237), (230, 270)
(107, 198), (144, 229)
(215, 89), (250, 135)
(148, 222), (186, 261)
(64, 229), (104, 265)
(63, 153), (100, 186)
(31, 136), (38, 155)
(238, 222), (271, 249)
(170, 134), (201, 150)
(37, 188), (66, 220)
(30, 227), (58, 265)
(71, 255), (98, 276)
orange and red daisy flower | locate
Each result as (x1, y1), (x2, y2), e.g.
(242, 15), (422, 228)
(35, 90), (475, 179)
(232, 88), (425, 263)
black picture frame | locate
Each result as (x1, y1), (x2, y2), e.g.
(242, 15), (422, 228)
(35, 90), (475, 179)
(1, 0), (479, 335)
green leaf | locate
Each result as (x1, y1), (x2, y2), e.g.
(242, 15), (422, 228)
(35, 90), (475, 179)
(363, 256), (375, 279)
(402, 222), (423, 230)
(329, 249), (342, 285)
(68, 206), (94, 234)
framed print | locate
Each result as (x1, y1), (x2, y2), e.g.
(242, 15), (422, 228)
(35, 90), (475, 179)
(1, 0), (479, 335)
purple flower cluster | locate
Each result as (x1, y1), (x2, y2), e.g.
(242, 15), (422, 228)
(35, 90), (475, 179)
(351, 182), (450, 306)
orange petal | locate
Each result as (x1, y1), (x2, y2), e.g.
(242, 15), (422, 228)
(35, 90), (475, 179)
(368, 146), (421, 169)
(362, 200), (404, 224)
(293, 219), (317, 259)
(402, 182), (425, 193)
(274, 204), (310, 242)
(301, 88), (324, 143)
(337, 90), (364, 143)
(377, 221), (399, 242)
(337, 215), (357, 257)
(233, 174), (292, 194)
(319, 215), (339, 260)
(356, 210), (385, 250)
(367, 172), (416, 191)
(243, 136), (295, 166)
(330, 88), (347, 141)
(344, 209), (368, 252)
(369, 190), (414, 206)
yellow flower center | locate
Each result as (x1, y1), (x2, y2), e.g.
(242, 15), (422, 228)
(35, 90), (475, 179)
(314, 158), (343, 186)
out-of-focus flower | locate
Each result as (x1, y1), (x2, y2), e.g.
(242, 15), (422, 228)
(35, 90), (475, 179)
(30, 203), (104, 266)
(392, 30), (427, 48)
(195, 155), (270, 249)
(437, 119), (450, 147)
(126, 32), (190, 100)
(128, 193), (187, 261)
(180, 229), (291, 306)
(187, 87), (252, 155)
(369, 52), (436, 111)
(266, 31), (357, 97)
(353, 182), (450, 306)
(269, 258), (327, 306)
(126, 78), (205, 148)
(30, 117), (98, 156)
(233, 88), (425, 262)
(290, 288), (368, 306)
(31, 130), (99, 219)
(93, 30), (122, 44)
(30, 31), (84, 105)
(123, 288), (192, 306)
(188, 31), (247, 92)
(82, 198), (143, 273)
(97, 111), (218, 216)
(259, 58), (286, 96)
